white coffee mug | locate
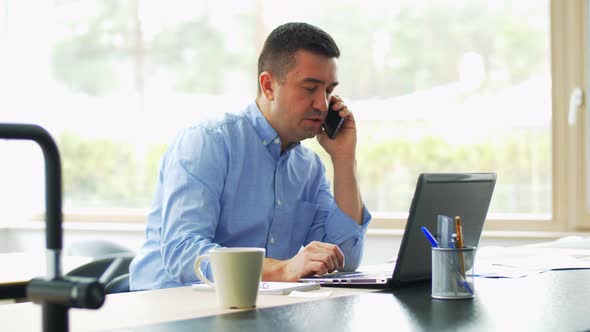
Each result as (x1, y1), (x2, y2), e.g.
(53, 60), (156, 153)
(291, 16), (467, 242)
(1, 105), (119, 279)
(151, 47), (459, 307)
(194, 247), (265, 309)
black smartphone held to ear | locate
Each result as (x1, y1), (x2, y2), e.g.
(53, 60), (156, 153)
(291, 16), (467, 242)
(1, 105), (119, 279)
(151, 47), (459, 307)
(322, 101), (345, 139)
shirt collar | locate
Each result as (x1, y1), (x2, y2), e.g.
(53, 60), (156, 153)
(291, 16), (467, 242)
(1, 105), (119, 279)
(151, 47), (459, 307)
(245, 102), (300, 153)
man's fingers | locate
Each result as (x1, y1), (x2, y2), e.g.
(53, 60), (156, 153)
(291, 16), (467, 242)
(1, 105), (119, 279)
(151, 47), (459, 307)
(291, 242), (347, 279)
(307, 253), (336, 272)
(339, 107), (349, 118)
(312, 242), (344, 268)
(306, 261), (329, 276)
(328, 99), (352, 121)
(314, 242), (345, 268)
(329, 100), (346, 113)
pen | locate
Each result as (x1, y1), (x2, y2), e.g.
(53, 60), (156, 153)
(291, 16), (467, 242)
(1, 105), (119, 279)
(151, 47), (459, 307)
(455, 216), (467, 279)
(455, 216), (464, 249)
(421, 226), (439, 248)
(455, 272), (474, 295)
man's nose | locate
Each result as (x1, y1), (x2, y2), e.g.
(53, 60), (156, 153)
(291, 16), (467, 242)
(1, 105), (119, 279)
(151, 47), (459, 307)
(313, 94), (329, 113)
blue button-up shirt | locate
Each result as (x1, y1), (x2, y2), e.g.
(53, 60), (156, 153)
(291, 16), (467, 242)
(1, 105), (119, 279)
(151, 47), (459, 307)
(129, 102), (372, 290)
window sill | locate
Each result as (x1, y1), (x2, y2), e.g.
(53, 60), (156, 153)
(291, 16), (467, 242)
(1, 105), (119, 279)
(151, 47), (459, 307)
(367, 228), (590, 240)
(2, 221), (145, 232)
(5, 220), (589, 242)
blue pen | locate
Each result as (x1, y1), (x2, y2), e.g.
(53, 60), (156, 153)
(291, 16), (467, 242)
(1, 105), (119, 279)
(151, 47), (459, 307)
(421, 226), (439, 248)
(459, 277), (474, 295)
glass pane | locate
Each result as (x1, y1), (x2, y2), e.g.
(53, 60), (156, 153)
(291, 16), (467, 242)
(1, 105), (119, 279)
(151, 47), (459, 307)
(295, 0), (551, 217)
(0, 0), (550, 220)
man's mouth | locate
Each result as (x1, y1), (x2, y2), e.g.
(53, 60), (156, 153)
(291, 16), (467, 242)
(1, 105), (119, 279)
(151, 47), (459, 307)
(305, 117), (324, 125)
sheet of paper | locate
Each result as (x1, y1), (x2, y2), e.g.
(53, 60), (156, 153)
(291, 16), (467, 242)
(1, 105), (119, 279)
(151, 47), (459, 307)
(191, 282), (320, 295)
(288, 290), (333, 298)
(475, 247), (590, 278)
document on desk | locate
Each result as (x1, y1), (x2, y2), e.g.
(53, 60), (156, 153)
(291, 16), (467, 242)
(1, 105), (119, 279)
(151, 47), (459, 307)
(476, 247), (590, 278)
(288, 290), (333, 298)
(191, 282), (321, 295)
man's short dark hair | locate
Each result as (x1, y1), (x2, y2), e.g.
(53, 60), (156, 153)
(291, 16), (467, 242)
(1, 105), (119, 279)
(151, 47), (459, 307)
(257, 22), (340, 94)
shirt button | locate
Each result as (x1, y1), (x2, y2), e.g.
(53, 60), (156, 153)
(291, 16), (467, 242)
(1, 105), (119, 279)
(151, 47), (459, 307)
(277, 199), (282, 206)
(262, 140), (267, 145)
(274, 138), (280, 144)
(270, 237), (275, 244)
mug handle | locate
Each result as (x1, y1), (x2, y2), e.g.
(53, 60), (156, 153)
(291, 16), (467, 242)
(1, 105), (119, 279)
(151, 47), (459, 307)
(194, 254), (215, 287)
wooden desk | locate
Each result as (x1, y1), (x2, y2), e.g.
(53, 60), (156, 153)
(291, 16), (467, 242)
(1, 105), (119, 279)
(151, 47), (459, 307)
(2, 270), (590, 331)
(119, 270), (590, 331)
(0, 285), (378, 331)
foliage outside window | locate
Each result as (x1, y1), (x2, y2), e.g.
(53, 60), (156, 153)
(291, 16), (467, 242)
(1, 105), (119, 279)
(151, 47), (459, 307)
(0, 0), (551, 221)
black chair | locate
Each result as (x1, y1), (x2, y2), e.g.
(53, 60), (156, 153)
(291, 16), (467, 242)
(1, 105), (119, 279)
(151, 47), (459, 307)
(105, 273), (130, 294)
(66, 240), (134, 259)
(66, 255), (134, 286)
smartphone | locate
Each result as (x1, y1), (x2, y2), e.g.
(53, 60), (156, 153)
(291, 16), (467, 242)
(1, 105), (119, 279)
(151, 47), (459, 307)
(322, 101), (345, 139)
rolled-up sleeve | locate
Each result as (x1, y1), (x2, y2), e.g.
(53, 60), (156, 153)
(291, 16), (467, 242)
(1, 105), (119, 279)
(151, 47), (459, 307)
(159, 126), (227, 284)
(304, 176), (372, 272)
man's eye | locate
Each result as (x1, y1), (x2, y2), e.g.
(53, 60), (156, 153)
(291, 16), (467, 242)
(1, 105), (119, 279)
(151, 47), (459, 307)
(304, 87), (317, 93)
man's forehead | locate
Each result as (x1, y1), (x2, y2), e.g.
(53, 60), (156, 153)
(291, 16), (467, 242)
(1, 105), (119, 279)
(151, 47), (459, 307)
(290, 50), (339, 85)
(301, 77), (339, 87)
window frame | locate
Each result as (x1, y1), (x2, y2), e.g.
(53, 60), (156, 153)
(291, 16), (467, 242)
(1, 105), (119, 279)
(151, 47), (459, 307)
(551, 0), (589, 232)
(580, 0), (590, 230)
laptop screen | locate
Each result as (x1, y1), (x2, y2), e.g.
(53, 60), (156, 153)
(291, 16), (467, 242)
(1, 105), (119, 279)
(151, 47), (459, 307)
(392, 173), (496, 284)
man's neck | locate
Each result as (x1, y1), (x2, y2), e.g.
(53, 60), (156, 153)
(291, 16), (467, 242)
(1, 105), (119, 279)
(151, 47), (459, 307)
(255, 96), (270, 121)
(255, 96), (291, 153)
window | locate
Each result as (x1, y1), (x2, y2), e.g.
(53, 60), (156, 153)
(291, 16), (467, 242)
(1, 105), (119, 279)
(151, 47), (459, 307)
(0, 0), (587, 232)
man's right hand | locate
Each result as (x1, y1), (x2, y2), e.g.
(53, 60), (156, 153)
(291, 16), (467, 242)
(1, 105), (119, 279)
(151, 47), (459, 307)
(262, 241), (345, 282)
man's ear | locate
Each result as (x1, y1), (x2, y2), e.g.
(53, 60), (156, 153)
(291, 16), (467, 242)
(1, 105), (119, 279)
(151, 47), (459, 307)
(259, 71), (275, 101)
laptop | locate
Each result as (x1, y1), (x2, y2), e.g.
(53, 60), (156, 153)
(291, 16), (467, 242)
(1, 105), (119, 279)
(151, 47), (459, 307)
(299, 173), (497, 288)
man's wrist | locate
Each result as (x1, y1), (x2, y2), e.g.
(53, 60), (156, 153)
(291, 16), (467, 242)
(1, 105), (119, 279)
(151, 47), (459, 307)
(330, 155), (356, 168)
(262, 258), (287, 281)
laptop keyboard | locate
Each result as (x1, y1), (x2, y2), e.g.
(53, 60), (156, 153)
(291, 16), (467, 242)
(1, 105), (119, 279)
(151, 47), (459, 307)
(320, 263), (395, 279)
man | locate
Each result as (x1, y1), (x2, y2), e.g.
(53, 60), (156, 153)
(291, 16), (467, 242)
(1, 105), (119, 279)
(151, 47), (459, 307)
(129, 22), (371, 290)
